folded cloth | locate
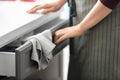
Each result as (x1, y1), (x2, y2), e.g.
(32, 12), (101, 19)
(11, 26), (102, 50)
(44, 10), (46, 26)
(26, 30), (56, 70)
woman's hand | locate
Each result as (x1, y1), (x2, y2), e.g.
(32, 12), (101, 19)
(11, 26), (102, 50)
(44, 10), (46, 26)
(27, 0), (66, 14)
(54, 24), (83, 44)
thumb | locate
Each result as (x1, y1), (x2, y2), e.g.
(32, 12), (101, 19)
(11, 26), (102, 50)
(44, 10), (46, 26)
(55, 34), (67, 44)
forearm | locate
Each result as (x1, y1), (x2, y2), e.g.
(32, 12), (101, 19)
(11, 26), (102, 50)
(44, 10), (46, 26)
(57, 0), (67, 6)
(78, 0), (112, 34)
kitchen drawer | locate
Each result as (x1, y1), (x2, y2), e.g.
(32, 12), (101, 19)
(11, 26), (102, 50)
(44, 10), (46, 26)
(0, 19), (69, 80)
(0, 39), (68, 80)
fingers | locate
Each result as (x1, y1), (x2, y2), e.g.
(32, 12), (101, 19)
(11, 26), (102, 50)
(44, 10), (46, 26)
(42, 7), (54, 14)
(54, 29), (67, 44)
(55, 34), (67, 44)
(54, 31), (63, 44)
(27, 2), (60, 14)
(27, 4), (47, 13)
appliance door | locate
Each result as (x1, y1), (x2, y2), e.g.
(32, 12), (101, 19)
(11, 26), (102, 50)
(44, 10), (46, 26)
(15, 18), (69, 80)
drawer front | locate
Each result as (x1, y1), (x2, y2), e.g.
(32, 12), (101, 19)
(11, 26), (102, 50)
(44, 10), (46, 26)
(0, 52), (15, 77)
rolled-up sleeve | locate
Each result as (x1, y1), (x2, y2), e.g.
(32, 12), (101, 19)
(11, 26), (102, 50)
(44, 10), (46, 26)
(100, 0), (120, 9)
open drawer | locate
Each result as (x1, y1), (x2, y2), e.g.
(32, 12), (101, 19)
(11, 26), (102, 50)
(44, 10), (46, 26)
(0, 19), (69, 80)
(0, 52), (15, 77)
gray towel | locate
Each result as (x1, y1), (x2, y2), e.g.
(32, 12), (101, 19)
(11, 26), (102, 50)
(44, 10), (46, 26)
(26, 30), (56, 70)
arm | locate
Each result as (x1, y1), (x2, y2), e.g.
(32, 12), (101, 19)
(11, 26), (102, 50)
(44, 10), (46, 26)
(54, 0), (113, 44)
(77, 0), (112, 34)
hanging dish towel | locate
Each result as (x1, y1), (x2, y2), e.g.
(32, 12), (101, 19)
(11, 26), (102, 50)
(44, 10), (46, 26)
(26, 30), (56, 70)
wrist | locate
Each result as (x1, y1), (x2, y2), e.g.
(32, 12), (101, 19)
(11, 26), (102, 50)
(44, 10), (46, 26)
(58, 0), (67, 6)
(77, 23), (86, 35)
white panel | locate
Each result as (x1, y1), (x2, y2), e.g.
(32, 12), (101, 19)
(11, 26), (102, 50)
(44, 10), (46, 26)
(0, 52), (15, 76)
